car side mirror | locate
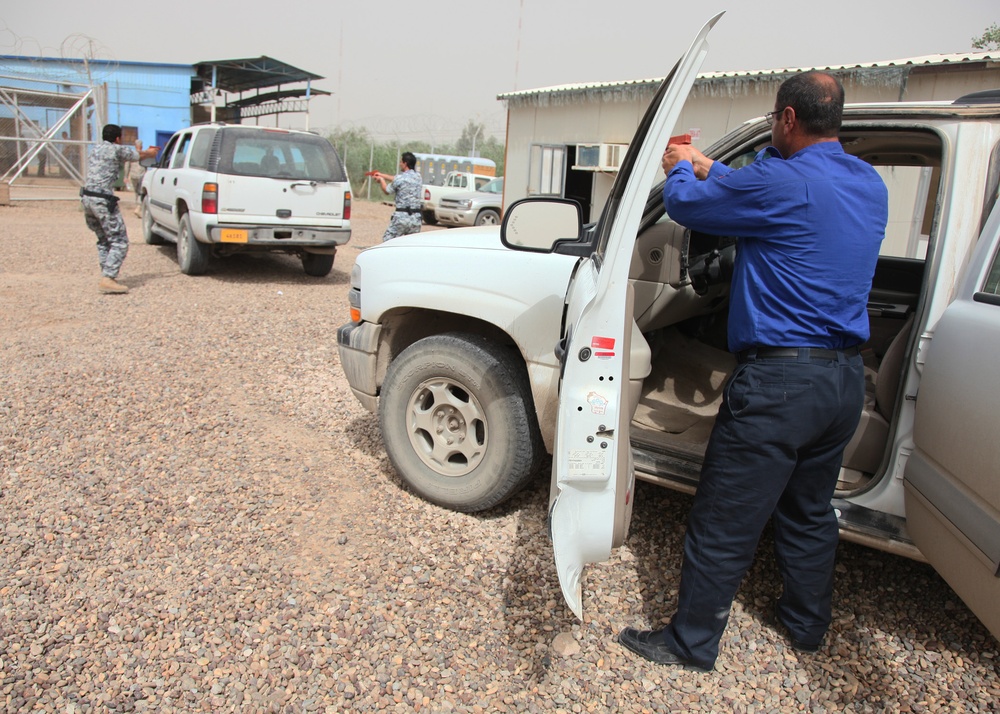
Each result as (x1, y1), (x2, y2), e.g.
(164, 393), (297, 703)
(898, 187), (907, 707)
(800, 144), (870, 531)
(501, 198), (583, 253)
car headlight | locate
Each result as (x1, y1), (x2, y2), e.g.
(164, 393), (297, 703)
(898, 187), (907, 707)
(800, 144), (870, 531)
(456, 200), (473, 209)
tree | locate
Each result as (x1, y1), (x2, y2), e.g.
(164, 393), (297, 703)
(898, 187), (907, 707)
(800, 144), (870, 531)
(972, 23), (1000, 50)
(455, 120), (487, 157)
(453, 120), (505, 177)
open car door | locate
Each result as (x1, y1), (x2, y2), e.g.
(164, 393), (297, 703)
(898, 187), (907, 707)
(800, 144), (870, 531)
(903, 200), (1000, 640)
(550, 12), (723, 619)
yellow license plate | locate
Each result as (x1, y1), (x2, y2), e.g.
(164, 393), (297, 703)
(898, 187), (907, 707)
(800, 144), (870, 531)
(220, 229), (248, 243)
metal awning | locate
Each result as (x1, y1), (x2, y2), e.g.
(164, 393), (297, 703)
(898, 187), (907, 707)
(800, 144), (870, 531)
(224, 86), (330, 109)
(194, 56), (323, 93)
(192, 56), (326, 126)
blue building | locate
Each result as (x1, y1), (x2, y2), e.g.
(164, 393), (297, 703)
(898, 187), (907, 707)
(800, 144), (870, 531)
(0, 56), (195, 179)
(0, 55), (326, 199)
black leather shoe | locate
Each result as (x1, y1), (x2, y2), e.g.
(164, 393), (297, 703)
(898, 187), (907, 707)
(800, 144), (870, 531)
(772, 606), (821, 653)
(616, 628), (711, 672)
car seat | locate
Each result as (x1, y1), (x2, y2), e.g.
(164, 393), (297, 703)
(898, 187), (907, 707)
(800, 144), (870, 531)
(840, 313), (915, 478)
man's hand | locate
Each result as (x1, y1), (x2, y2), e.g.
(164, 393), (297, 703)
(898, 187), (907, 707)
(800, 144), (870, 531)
(662, 145), (714, 179)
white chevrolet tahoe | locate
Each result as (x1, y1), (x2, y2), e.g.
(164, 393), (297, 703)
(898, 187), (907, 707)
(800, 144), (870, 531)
(140, 123), (351, 277)
(337, 15), (1000, 638)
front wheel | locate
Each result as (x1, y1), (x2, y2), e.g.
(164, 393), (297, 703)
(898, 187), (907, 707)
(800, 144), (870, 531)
(475, 209), (501, 227)
(176, 213), (210, 275)
(302, 251), (335, 277)
(378, 333), (544, 512)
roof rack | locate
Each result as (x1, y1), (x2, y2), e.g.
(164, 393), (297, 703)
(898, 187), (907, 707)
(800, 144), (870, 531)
(953, 89), (1000, 105)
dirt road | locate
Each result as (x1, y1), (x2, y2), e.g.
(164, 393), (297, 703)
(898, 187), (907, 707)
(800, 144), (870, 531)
(1, 197), (997, 712)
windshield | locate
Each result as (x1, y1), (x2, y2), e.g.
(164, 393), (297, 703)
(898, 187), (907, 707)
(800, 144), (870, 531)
(480, 178), (503, 194)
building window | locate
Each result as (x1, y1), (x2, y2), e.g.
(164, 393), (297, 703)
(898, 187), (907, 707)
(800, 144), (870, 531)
(528, 144), (565, 196)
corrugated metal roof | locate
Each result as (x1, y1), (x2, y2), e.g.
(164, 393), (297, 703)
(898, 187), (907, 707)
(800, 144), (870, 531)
(0, 55), (193, 71)
(497, 51), (999, 101)
(195, 56), (323, 93)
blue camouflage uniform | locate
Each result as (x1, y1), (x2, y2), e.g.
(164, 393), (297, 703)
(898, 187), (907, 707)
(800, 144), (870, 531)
(81, 141), (139, 279)
(382, 169), (423, 241)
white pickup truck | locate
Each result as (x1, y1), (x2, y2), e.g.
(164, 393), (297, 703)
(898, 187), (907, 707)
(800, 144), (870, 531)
(420, 170), (495, 225)
(337, 15), (1000, 638)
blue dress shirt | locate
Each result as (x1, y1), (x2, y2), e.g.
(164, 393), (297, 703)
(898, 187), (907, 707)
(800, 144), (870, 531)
(662, 142), (889, 353)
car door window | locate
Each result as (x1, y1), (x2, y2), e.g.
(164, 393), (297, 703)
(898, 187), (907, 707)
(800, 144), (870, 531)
(170, 133), (192, 169)
(158, 135), (180, 168)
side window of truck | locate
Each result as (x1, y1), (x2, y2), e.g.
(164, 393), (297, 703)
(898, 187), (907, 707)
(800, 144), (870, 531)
(188, 129), (216, 170)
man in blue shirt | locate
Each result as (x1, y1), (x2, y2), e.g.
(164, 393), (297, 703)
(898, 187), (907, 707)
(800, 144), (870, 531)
(618, 72), (888, 671)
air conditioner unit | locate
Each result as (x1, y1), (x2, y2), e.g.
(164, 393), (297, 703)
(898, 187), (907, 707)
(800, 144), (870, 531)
(599, 143), (628, 171)
(572, 143), (629, 172)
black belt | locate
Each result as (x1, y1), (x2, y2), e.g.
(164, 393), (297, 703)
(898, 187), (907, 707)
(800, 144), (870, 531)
(737, 345), (860, 363)
(395, 207), (421, 214)
(80, 188), (120, 206)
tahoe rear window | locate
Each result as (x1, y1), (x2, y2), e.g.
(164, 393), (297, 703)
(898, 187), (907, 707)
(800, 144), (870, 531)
(218, 129), (348, 182)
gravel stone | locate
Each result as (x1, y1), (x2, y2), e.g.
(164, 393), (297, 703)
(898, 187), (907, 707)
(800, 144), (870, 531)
(1, 196), (998, 712)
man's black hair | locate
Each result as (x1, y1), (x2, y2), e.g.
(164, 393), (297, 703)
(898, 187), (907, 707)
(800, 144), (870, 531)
(776, 71), (845, 137)
(401, 151), (416, 170)
(102, 124), (123, 143)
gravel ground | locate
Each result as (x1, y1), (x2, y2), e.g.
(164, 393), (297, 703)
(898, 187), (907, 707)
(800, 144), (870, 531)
(1, 196), (998, 713)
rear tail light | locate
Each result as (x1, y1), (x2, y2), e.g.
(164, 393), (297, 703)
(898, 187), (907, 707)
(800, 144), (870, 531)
(344, 191), (351, 220)
(424, 188), (431, 201)
(201, 183), (218, 214)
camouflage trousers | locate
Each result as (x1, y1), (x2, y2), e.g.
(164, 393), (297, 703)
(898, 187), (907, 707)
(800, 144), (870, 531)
(82, 196), (129, 279)
(381, 212), (422, 242)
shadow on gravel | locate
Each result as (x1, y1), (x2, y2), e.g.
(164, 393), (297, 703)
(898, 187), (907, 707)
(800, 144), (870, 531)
(121, 267), (182, 289)
(344, 414), (385, 460)
(623, 480), (998, 681)
(490, 472), (998, 691)
(152, 245), (351, 285)
(495, 468), (576, 683)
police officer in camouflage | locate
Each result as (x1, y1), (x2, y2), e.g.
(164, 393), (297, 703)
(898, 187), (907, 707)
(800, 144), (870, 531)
(373, 151), (423, 241)
(81, 124), (158, 294)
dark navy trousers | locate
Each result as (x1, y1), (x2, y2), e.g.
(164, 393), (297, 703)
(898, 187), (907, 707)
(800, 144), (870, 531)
(663, 350), (866, 669)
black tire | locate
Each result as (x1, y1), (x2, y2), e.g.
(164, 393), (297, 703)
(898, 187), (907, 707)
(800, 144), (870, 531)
(475, 209), (501, 227)
(141, 196), (164, 245)
(422, 210), (437, 226)
(302, 251), (335, 277)
(176, 213), (210, 275)
(378, 333), (544, 512)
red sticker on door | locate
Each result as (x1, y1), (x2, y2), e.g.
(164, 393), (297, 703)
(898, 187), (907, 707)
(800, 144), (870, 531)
(591, 336), (615, 350)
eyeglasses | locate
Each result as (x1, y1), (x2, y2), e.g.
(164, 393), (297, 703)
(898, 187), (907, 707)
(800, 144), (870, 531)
(765, 108), (787, 123)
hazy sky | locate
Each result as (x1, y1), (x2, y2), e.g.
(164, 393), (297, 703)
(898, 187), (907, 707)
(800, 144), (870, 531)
(2, 1), (996, 142)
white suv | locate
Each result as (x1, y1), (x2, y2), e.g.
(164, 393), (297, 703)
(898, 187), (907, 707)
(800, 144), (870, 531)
(436, 177), (504, 227)
(140, 124), (351, 276)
